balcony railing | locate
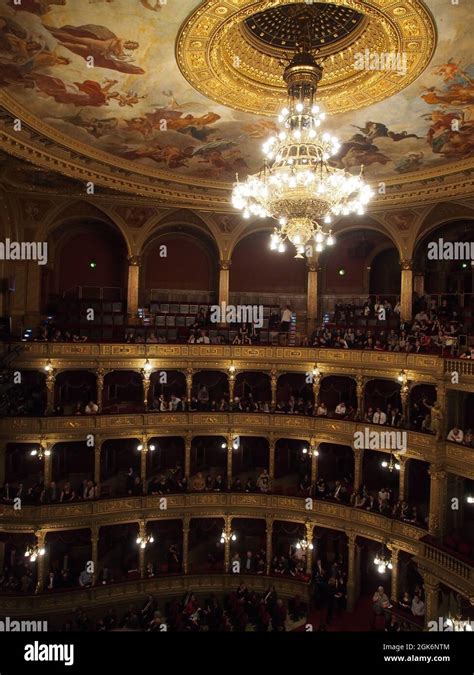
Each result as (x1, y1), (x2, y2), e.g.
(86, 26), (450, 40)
(0, 573), (308, 616)
(424, 543), (472, 581)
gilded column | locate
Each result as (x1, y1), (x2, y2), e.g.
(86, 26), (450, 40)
(226, 433), (234, 489)
(45, 368), (56, 415)
(184, 432), (192, 483)
(428, 465), (447, 537)
(400, 259), (413, 322)
(312, 369), (321, 407)
(127, 255), (141, 319)
(35, 530), (47, 594)
(228, 367), (236, 405)
(268, 434), (276, 481)
(141, 367), (151, 412)
(91, 526), (99, 585)
(434, 384), (446, 440)
(346, 530), (358, 612)
(399, 373), (410, 427)
(41, 439), (52, 485)
(224, 515), (232, 573)
(96, 367), (105, 414)
(139, 436), (148, 493)
(270, 369), (278, 412)
(266, 518), (273, 575)
(218, 260), (231, 310)
(422, 573), (440, 628)
(305, 521), (314, 575)
(353, 447), (364, 491)
(398, 456), (408, 502)
(306, 260), (319, 336)
(138, 520), (146, 579)
(310, 440), (319, 484)
(182, 516), (190, 575)
(185, 367), (193, 406)
(390, 545), (400, 602)
(94, 438), (102, 486)
(356, 375), (365, 417)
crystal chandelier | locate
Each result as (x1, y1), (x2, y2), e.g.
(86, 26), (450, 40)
(136, 533), (154, 549)
(232, 45), (373, 258)
(25, 544), (46, 562)
(296, 537), (313, 552)
(374, 548), (393, 574)
(381, 452), (400, 472)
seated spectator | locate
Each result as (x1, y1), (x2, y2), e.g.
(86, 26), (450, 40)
(334, 401), (347, 418)
(78, 567), (93, 588)
(447, 427), (464, 443)
(256, 469), (271, 494)
(373, 407), (387, 425)
(60, 482), (75, 502)
(85, 400), (99, 414)
(315, 402), (328, 417)
(411, 594), (425, 617)
(399, 591), (411, 610)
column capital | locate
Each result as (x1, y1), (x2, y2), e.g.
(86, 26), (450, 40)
(35, 529), (47, 545)
(428, 464), (447, 481)
(306, 261), (319, 273)
(219, 259), (231, 271)
(183, 516), (191, 531)
(346, 529), (358, 546)
(128, 255), (142, 266)
(90, 525), (100, 540)
(400, 259), (413, 271)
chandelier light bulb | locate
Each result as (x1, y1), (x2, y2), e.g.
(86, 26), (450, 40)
(137, 444), (143, 451)
(295, 102), (304, 112)
(378, 564), (386, 574)
(381, 460), (388, 468)
(316, 243), (323, 252)
(231, 534), (237, 541)
(374, 556), (380, 565)
(327, 233), (335, 246)
(467, 496), (474, 504)
(395, 463), (400, 471)
(149, 445), (156, 452)
(281, 107), (289, 116)
(315, 232), (324, 243)
(278, 243), (286, 253)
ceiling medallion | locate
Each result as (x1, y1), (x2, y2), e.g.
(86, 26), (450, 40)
(176, 0), (436, 116)
(231, 46), (373, 258)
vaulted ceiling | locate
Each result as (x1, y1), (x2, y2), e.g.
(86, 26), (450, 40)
(0, 0), (473, 208)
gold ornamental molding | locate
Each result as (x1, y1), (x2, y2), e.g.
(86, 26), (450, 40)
(0, 574), (309, 616)
(0, 414), (468, 475)
(1, 107), (473, 206)
(176, 0), (437, 116)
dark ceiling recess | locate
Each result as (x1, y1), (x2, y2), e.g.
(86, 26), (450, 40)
(244, 2), (365, 51)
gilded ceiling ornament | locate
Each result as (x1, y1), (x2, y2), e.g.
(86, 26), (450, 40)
(177, 0), (436, 116)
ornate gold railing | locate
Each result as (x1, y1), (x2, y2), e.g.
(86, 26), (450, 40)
(0, 492), (428, 547)
(3, 342), (445, 377)
(0, 573), (309, 615)
(0, 413), (440, 459)
(423, 543), (472, 582)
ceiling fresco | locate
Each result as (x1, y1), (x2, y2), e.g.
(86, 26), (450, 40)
(0, 0), (472, 189)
